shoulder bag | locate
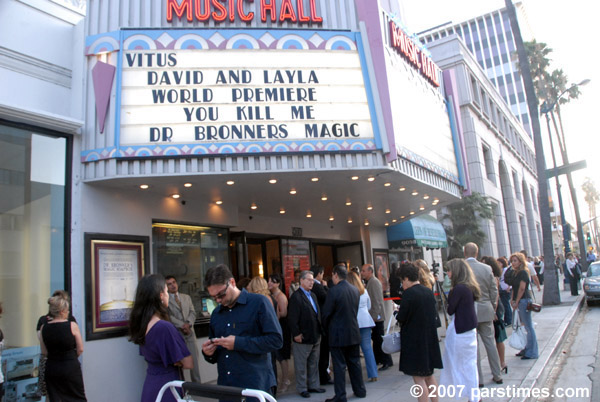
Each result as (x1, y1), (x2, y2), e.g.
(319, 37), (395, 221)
(381, 315), (401, 354)
(508, 313), (527, 350)
(526, 288), (542, 312)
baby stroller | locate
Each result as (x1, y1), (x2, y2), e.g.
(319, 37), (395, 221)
(155, 381), (277, 402)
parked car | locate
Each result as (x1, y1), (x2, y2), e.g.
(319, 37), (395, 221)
(583, 262), (600, 306)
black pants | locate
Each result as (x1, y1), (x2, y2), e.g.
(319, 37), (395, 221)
(330, 344), (366, 401)
(371, 320), (393, 366)
(569, 273), (579, 296)
(319, 333), (331, 383)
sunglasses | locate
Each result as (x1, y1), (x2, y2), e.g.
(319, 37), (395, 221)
(212, 282), (230, 301)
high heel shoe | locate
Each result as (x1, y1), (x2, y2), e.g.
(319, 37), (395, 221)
(502, 366), (508, 374)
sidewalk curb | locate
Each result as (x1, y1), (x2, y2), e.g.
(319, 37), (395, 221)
(509, 294), (585, 402)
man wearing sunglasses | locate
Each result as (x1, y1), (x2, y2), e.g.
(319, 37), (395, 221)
(201, 264), (283, 397)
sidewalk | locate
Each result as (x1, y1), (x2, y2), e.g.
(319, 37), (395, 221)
(275, 287), (583, 402)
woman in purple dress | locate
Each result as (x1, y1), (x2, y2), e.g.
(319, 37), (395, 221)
(129, 274), (192, 402)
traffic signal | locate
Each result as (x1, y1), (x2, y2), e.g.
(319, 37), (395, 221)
(586, 232), (592, 243)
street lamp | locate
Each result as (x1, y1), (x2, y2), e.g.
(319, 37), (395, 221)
(540, 79), (590, 267)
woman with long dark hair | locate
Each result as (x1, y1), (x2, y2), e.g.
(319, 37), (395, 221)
(440, 258), (480, 402)
(129, 274), (192, 402)
(481, 256), (507, 373)
(509, 253), (539, 360)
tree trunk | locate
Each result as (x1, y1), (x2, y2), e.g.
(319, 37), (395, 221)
(504, 0), (560, 304)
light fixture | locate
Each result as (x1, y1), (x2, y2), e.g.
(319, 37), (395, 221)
(411, 190), (419, 196)
(306, 211), (312, 218)
(351, 176), (359, 180)
(139, 184), (149, 189)
(171, 194), (180, 199)
(279, 209), (286, 214)
(384, 182), (391, 187)
(423, 194), (430, 200)
(215, 200), (223, 205)
(290, 189), (297, 195)
(269, 179), (277, 184)
(367, 177), (375, 182)
(385, 209), (391, 214)
(385, 222), (389, 226)
(226, 180), (235, 185)
(399, 187), (406, 191)
(321, 195), (328, 201)
(364, 220), (370, 226)
(250, 203), (258, 210)
(347, 218), (353, 223)
(345, 201), (352, 206)
(410, 211), (415, 215)
(311, 177), (319, 182)
(400, 216), (405, 219)
(329, 216), (334, 221)
(419, 205), (425, 210)
(367, 205), (373, 211)
(184, 183), (192, 188)
(394, 218), (399, 222)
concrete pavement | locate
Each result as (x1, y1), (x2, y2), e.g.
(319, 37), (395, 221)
(274, 287), (584, 402)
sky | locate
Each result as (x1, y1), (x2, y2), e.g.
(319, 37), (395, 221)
(399, 0), (599, 222)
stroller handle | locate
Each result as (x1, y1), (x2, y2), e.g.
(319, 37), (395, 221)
(155, 380), (277, 402)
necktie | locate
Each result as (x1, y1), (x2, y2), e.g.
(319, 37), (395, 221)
(175, 294), (182, 309)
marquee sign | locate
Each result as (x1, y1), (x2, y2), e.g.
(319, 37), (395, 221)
(115, 32), (376, 156)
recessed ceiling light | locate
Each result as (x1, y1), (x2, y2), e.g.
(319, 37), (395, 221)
(400, 216), (405, 219)
(364, 220), (370, 226)
(411, 190), (419, 196)
(306, 211), (312, 218)
(290, 189), (297, 195)
(410, 211), (415, 215)
(329, 216), (334, 221)
(423, 194), (430, 200)
(321, 196), (328, 201)
(215, 200), (223, 205)
(384, 182), (391, 187)
(419, 205), (425, 210)
(399, 187), (406, 191)
(367, 177), (375, 182)
(139, 184), (149, 189)
(226, 180), (235, 185)
(345, 201), (352, 206)
(347, 218), (353, 223)
(171, 194), (180, 199)
(385, 222), (389, 226)
(351, 176), (359, 180)
(367, 206), (373, 211)
(184, 183), (192, 188)
(280, 209), (286, 214)
(269, 179), (277, 184)
(311, 177), (319, 182)
(394, 218), (399, 222)
(250, 204), (258, 210)
(385, 209), (391, 214)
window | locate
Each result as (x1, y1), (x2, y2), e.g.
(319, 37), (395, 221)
(512, 170), (522, 201)
(482, 144), (496, 183)
(471, 75), (480, 105)
(0, 123), (69, 348)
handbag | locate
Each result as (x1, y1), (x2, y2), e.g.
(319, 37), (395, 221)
(381, 316), (401, 354)
(508, 313), (527, 350)
(526, 289), (542, 312)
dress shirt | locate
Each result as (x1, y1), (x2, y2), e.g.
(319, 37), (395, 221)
(300, 287), (317, 313)
(203, 289), (283, 392)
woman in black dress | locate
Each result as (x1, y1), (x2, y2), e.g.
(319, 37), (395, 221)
(395, 262), (443, 402)
(39, 294), (87, 401)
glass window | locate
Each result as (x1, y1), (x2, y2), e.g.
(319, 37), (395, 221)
(0, 124), (68, 348)
(152, 222), (229, 312)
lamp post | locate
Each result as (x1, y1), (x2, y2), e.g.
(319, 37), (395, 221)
(540, 79), (590, 268)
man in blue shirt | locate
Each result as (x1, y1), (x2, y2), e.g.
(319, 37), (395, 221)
(202, 264), (283, 397)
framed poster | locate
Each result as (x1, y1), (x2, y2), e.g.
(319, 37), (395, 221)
(84, 233), (148, 340)
(373, 249), (391, 298)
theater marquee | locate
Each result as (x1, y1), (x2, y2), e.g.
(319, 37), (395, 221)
(106, 30), (378, 158)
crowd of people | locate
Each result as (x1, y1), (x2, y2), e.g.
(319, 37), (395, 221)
(24, 242), (590, 402)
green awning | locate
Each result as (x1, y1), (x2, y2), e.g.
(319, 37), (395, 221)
(387, 214), (448, 249)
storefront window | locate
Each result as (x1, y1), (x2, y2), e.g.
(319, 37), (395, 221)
(152, 222), (228, 314)
(0, 124), (68, 349)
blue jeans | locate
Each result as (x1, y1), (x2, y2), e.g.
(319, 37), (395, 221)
(500, 290), (512, 326)
(360, 327), (378, 379)
(517, 299), (539, 358)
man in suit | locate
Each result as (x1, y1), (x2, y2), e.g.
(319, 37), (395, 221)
(288, 270), (326, 398)
(322, 264), (366, 402)
(166, 275), (201, 382)
(310, 264), (332, 385)
(464, 243), (503, 386)
(361, 264), (393, 371)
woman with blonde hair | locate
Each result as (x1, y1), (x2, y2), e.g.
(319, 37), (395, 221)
(347, 271), (378, 382)
(440, 259), (480, 402)
(415, 259), (435, 290)
(247, 276), (274, 305)
(509, 252), (539, 360)
(40, 294), (87, 401)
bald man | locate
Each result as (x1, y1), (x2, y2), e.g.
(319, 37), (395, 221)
(464, 243), (503, 386)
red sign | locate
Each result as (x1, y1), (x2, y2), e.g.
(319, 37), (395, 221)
(167, 0), (323, 24)
(389, 20), (440, 88)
